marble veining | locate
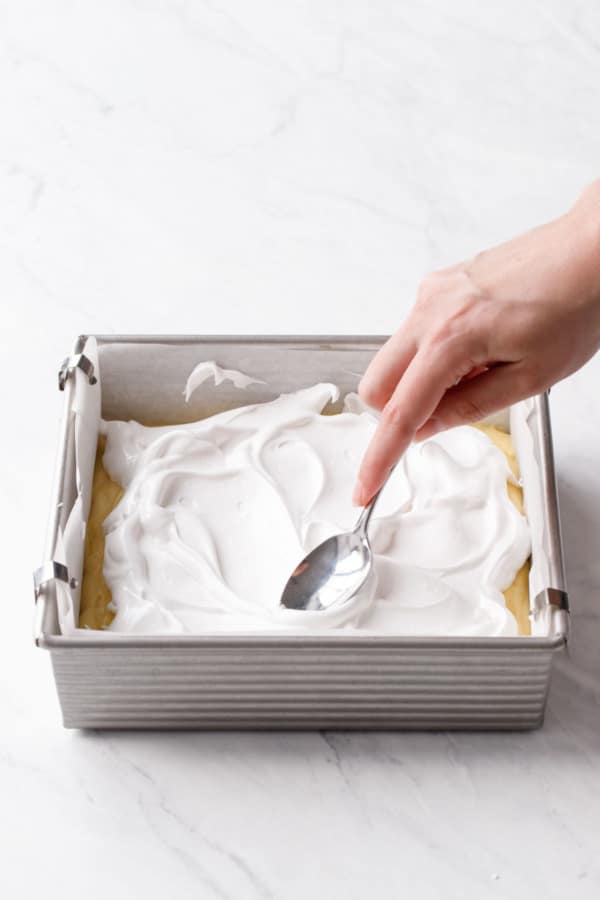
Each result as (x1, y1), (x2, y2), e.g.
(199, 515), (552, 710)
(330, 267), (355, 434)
(2, 1), (600, 897)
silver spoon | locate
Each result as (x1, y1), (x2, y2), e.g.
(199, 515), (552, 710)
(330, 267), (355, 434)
(279, 469), (394, 612)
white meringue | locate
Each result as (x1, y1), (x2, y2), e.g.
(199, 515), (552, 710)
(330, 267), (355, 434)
(100, 383), (530, 636)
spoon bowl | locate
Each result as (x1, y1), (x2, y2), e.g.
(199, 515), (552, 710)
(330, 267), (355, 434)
(279, 530), (373, 612)
(279, 468), (395, 613)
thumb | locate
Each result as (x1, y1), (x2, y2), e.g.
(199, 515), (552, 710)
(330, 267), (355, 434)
(415, 362), (536, 440)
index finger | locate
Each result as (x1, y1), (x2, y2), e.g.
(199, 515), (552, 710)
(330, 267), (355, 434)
(353, 345), (464, 505)
(359, 323), (418, 411)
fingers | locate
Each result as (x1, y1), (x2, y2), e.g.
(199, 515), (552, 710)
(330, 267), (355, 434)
(358, 268), (474, 413)
(358, 326), (417, 411)
(353, 345), (465, 505)
(415, 362), (533, 441)
(354, 359), (537, 507)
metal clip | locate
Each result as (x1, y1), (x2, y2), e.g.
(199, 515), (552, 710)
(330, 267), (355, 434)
(33, 561), (78, 600)
(532, 587), (569, 616)
(531, 587), (569, 641)
(58, 353), (97, 391)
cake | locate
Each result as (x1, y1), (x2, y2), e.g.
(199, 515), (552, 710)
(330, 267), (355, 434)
(79, 380), (531, 636)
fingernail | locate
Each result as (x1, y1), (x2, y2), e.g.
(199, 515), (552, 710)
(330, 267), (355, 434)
(352, 480), (367, 506)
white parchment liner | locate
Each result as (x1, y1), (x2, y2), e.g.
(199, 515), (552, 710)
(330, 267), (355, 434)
(53, 337), (551, 638)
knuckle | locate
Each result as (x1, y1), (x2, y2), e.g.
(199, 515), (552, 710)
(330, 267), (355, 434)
(428, 319), (457, 347)
(380, 401), (402, 425)
(450, 293), (480, 324)
(380, 403), (412, 439)
(416, 274), (439, 307)
(427, 317), (483, 364)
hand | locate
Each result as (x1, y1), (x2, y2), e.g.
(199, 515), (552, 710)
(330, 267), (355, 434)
(353, 179), (600, 506)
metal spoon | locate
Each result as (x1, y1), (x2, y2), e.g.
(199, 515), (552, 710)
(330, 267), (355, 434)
(279, 469), (394, 612)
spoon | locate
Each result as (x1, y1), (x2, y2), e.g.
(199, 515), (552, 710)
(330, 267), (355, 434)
(279, 469), (394, 612)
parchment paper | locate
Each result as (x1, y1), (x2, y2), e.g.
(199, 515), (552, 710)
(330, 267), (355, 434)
(54, 338), (553, 637)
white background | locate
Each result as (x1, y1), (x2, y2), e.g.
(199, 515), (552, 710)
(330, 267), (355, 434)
(1, 1), (600, 897)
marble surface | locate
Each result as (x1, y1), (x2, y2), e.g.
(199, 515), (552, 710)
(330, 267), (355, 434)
(1, 1), (600, 897)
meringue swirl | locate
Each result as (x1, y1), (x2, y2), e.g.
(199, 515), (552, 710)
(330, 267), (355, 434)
(100, 383), (531, 635)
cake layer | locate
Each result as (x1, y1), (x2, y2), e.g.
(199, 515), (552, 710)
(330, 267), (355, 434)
(80, 384), (531, 636)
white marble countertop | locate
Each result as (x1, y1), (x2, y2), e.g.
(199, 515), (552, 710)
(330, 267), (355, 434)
(2, 1), (600, 897)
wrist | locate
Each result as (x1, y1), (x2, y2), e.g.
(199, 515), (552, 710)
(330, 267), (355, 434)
(569, 181), (600, 350)
(571, 179), (600, 267)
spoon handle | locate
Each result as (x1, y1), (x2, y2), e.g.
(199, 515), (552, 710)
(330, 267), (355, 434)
(355, 466), (396, 537)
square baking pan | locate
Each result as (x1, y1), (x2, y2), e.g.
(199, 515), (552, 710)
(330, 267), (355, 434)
(34, 335), (569, 730)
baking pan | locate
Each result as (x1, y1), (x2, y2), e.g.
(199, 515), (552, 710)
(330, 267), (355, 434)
(34, 335), (568, 729)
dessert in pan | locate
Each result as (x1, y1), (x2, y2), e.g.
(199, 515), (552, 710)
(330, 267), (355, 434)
(80, 363), (532, 637)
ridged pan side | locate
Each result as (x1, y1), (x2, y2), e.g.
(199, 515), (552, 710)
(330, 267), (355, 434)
(50, 646), (554, 730)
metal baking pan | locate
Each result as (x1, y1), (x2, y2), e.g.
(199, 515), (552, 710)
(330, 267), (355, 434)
(34, 335), (568, 729)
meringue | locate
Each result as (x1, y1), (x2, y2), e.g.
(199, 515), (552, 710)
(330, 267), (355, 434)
(95, 383), (531, 636)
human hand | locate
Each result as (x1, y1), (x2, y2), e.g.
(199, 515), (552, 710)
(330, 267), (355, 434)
(353, 179), (600, 506)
